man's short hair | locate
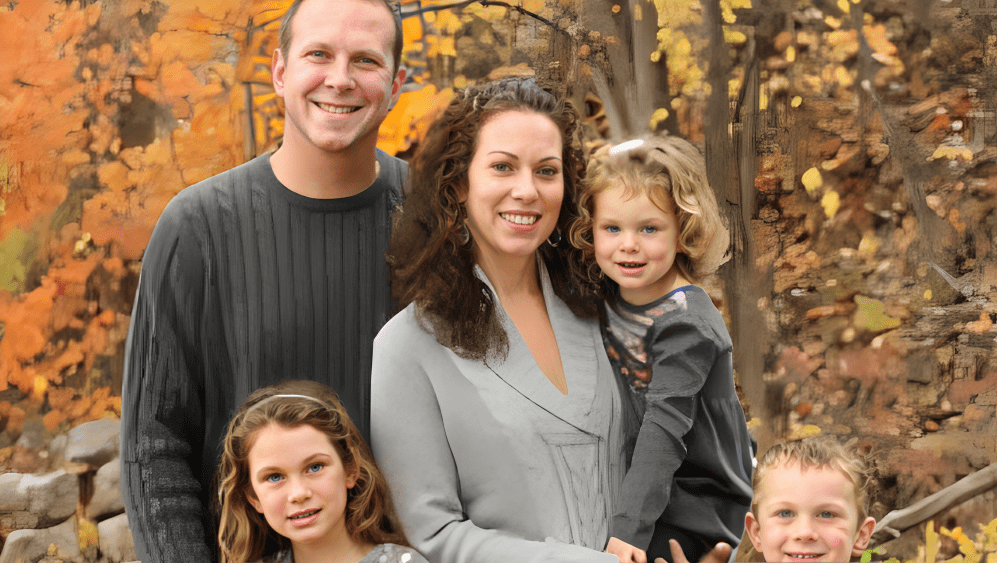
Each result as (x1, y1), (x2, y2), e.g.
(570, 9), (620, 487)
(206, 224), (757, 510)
(277, 0), (404, 74)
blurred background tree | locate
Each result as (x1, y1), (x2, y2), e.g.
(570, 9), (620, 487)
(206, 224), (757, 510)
(0, 0), (995, 559)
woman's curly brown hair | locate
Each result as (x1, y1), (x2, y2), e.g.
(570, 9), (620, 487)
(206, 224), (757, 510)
(215, 380), (412, 563)
(387, 77), (597, 362)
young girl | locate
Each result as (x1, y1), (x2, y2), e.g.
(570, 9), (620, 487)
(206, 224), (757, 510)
(744, 437), (877, 562)
(215, 380), (428, 563)
(569, 135), (755, 563)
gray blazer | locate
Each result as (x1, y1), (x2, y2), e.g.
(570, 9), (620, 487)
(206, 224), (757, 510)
(371, 265), (624, 563)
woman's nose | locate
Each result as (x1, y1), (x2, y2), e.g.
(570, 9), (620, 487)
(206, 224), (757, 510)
(510, 171), (540, 202)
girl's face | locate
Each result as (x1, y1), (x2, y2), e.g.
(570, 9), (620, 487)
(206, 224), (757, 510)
(592, 184), (687, 305)
(247, 423), (357, 552)
(463, 110), (564, 270)
(745, 461), (875, 563)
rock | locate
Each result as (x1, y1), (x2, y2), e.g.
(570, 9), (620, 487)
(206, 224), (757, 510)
(48, 434), (67, 465)
(97, 513), (138, 563)
(0, 518), (80, 563)
(16, 419), (46, 449)
(0, 470), (78, 530)
(86, 458), (124, 520)
(64, 419), (120, 469)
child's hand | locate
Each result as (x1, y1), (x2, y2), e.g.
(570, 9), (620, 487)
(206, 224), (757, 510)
(654, 540), (732, 563)
(605, 536), (648, 563)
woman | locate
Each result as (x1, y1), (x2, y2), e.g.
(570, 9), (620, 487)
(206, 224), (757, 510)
(370, 77), (626, 563)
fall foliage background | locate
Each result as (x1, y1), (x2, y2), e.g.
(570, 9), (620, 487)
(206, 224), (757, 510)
(0, 0), (995, 560)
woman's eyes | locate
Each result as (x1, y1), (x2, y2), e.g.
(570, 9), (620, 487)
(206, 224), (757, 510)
(265, 473), (283, 483)
(492, 163), (512, 172)
(307, 462), (324, 473)
(537, 166), (560, 177)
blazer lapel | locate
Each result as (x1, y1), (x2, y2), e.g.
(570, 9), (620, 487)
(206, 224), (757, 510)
(474, 263), (603, 435)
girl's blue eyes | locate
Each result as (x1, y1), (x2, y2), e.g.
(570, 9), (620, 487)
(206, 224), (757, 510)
(263, 463), (324, 482)
(602, 226), (658, 233)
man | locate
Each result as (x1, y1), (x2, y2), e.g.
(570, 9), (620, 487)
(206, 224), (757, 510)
(120, 0), (406, 560)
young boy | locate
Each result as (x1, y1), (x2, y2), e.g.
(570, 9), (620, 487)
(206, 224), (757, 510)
(745, 438), (877, 562)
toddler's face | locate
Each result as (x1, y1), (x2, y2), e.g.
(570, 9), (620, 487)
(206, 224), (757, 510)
(591, 184), (687, 305)
(745, 461), (875, 563)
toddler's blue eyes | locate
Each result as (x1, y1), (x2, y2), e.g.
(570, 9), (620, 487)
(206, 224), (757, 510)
(642, 226), (657, 234)
(818, 511), (834, 519)
(605, 226), (620, 233)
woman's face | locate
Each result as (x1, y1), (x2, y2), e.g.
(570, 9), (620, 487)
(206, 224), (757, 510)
(463, 110), (564, 268)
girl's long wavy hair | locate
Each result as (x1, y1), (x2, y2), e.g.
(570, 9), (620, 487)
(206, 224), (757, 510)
(388, 77), (597, 361)
(215, 380), (410, 563)
(568, 134), (729, 286)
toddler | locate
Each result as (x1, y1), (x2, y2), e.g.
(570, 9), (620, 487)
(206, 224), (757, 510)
(569, 135), (754, 563)
(215, 380), (428, 563)
(745, 437), (876, 562)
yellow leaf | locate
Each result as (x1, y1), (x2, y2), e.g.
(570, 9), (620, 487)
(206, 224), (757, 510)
(924, 289), (932, 300)
(822, 190), (840, 218)
(791, 95), (803, 107)
(802, 167), (822, 193)
(649, 108), (670, 130)
(858, 235), (879, 257)
(854, 295), (902, 332)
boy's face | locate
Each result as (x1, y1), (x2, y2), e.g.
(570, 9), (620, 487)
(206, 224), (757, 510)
(745, 461), (875, 563)
(592, 184), (687, 305)
(271, 0), (404, 157)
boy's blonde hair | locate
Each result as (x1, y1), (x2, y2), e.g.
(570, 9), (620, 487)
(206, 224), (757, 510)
(568, 134), (729, 285)
(752, 437), (874, 521)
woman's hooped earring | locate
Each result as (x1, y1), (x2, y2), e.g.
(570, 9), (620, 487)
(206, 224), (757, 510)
(458, 221), (471, 245)
(547, 227), (562, 247)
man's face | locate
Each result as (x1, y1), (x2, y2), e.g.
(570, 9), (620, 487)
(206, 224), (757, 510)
(272, 0), (404, 156)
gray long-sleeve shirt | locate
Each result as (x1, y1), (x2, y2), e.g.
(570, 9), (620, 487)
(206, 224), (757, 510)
(120, 151), (406, 563)
(603, 285), (754, 554)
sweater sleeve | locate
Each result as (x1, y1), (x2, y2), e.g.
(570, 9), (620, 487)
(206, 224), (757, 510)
(610, 313), (721, 549)
(371, 316), (618, 563)
(120, 198), (213, 563)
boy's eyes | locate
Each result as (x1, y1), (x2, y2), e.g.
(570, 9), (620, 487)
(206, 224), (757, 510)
(817, 510), (835, 519)
(776, 509), (794, 518)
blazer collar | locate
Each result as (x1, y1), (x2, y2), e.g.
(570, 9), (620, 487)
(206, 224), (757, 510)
(473, 259), (604, 433)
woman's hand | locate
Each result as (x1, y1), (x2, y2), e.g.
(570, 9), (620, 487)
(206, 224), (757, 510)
(606, 537), (648, 563)
(654, 540), (732, 563)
